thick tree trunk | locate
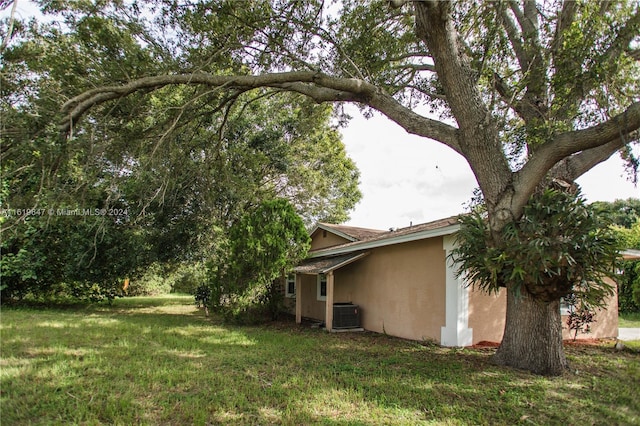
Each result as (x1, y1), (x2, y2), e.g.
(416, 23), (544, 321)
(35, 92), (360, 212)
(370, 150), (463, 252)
(493, 286), (568, 376)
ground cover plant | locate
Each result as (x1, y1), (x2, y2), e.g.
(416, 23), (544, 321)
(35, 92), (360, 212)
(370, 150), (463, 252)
(619, 311), (640, 328)
(1, 295), (638, 425)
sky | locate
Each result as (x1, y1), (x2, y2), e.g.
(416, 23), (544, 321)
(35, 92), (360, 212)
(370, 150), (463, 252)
(339, 106), (639, 230)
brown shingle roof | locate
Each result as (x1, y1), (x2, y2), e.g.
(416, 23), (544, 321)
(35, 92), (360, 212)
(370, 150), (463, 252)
(317, 223), (387, 241)
(311, 215), (461, 256)
(294, 252), (369, 274)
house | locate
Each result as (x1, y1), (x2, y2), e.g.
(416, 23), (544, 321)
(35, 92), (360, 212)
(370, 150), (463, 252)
(287, 217), (620, 346)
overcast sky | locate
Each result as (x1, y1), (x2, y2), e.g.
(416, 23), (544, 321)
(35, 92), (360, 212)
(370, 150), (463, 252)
(339, 106), (639, 230)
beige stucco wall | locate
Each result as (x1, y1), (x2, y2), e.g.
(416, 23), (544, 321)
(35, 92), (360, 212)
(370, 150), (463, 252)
(561, 278), (619, 340)
(467, 287), (507, 344)
(328, 238), (447, 342)
(310, 229), (351, 251)
(467, 278), (619, 343)
(295, 230), (620, 345)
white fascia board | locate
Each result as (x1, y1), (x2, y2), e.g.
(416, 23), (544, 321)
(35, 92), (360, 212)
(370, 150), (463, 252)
(309, 223), (461, 258)
(622, 249), (640, 260)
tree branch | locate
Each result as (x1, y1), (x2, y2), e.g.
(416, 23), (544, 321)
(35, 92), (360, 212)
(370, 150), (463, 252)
(550, 139), (632, 183)
(496, 1), (548, 122)
(385, 52), (433, 62)
(390, 63), (437, 73)
(552, 102), (640, 154)
(496, 2), (529, 72)
(513, 102), (640, 208)
(551, 0), (578, 64)
(414, 0), (515, 214)
(0, 0), (18, 54)
(493, 72), (527, 118)
(59, 71), (461, 151)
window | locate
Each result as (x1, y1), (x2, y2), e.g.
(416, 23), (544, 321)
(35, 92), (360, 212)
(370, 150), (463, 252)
(317, 274), (327, 301)
(285, 274), (296, 298)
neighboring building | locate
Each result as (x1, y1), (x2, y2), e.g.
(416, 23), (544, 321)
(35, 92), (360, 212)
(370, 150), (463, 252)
(287, 217), (620, 346)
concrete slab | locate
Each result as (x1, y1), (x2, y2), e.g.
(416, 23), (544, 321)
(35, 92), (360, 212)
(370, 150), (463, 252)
(618, 328), (640, 341)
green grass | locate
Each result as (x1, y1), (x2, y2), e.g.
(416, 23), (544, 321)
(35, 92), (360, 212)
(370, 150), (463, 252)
(619, 311), (640, 328)
(2, 296), (639, 425)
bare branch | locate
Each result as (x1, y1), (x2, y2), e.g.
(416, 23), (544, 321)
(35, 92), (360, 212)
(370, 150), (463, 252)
(551, 0), (578, 63)
(552, 103), (640, 154)
(550, 139), (633, 183)
(493, 72), (526, 118)
(390, 63), (436, 73)
(60, 72), (321, 133)
(385, 52), (433, 62)
(405, 85), (447, 101)
(279, 78), (461, 152)
(0, 0), (18, 54)
(496, 2), (529, 72)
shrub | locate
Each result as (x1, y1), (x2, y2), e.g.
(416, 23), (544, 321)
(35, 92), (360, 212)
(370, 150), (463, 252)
(127, 264), (172, 296)
(618, 261), (640, 312)
(172, 264), (206, 294)
(209, 199), (309, 323)
(564, 293), (596, 341)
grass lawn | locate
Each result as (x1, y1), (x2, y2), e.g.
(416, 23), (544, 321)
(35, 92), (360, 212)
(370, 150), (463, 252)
(1, 295), (639, 425)
(619, 311), (640, 328)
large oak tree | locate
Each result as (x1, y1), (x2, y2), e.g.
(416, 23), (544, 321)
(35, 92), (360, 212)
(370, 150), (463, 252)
(6, 0), (640, 374)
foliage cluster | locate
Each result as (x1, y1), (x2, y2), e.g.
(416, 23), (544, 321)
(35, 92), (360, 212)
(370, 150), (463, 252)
(0, 6), (359, 305)
(209, 199), (310, 323)
(593, 199), (640, 229)
(124, 262), (207, 297)
(0, 213), (140, 303)
(592, 198), (640, 312)
(614, 217), (640, 312)
(125, 263), (172, 297)
(453, 188), (620, 307)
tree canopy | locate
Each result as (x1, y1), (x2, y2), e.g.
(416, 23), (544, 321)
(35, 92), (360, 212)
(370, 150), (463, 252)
(596, 198), (640, 312)
(0, 3), (360, 301)
(592, 198), (640, 229)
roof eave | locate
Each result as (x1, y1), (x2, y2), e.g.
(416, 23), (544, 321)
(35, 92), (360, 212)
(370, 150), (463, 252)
(309, 223), (461, 258)
(294, 252), (370, 275)
(622, 249), (640, 261)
